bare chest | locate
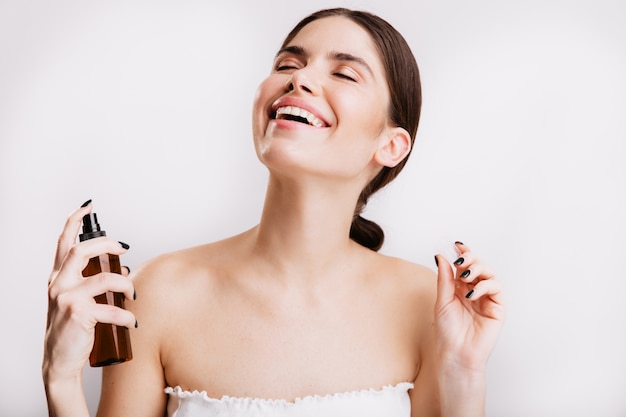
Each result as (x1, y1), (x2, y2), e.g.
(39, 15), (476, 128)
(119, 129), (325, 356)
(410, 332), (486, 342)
(161, 291), (419, 400)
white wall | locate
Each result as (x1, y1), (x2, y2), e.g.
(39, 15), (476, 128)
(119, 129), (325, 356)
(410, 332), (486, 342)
(1, 1), (625, 415)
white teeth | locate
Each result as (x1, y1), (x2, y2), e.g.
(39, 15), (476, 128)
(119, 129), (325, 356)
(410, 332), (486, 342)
(275, 106), (325, 127)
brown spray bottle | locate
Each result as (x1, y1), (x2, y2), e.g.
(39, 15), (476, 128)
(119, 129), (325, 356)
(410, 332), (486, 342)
(80, 212), (133, 367)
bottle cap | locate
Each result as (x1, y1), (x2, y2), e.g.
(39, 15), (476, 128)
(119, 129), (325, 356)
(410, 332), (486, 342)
(79, 213), (107, 241)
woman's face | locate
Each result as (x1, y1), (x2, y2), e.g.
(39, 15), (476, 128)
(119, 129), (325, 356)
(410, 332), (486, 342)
(252, 16), (392, 183)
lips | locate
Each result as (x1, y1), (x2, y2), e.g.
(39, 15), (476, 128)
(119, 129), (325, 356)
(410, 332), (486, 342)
(270, 98), (329, 128)
(275, 106), (325, 127)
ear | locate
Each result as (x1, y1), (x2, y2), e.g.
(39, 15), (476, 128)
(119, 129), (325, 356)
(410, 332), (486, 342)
(374, 126), (412, 168)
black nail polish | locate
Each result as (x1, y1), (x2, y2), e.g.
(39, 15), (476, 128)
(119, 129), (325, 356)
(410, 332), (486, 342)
(124, 265), (131, 274)
(461, 270), (471, 279)
(455, 241), (464, 246)
(134, 319), (138, 328)
(465, 289), (475, 299)
(119, 241), (130, 250)
(434, 255), (439, 267)
(81, 199), (92, 208)
(454, 257), (464, 266)
(133, 289), (137, 301)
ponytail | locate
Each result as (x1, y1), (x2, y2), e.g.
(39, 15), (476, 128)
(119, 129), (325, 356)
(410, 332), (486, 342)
(350, 215), (384, 251)
(349, 180), (386, 251)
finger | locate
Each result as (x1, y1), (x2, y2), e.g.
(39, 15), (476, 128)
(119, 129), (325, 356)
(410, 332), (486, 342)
(434, 254), (456, 312)
(54, 201), (93, 272)
(122, 266), (131, 277)
(51, 239), (130, 291)
(457, 263), (496, 284)
(79, 272), (135, 302)
(454, 241), (470, 255)
(92, 303), (137, 329)
(452, 251), (476, 268)
(452, 246), (477, 280)
(50, 271), (135, 307)
(63, 238), (129, 275)
(465, 278), (504, 305)
(452, 245), (496, 283)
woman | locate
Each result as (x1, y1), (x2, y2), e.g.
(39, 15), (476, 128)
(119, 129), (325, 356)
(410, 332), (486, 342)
(44, 8), (504, 417)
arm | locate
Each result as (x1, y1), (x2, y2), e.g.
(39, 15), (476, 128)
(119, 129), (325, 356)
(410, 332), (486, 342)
(44, 377), (90, 417)
(433, 242), (505, 417)
(43, 202), (136, 417)
(410, 242), (505, 417)
(95, 260), (168, 417)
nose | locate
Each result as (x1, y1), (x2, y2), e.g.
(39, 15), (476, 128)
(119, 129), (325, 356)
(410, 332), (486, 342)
(285, 67), (319, 95)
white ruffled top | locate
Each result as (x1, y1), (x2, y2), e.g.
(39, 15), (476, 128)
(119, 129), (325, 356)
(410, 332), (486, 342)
(165, 382), (414, 417)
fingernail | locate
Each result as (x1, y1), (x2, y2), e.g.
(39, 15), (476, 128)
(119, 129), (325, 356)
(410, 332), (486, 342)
(81, 199), (92, 208)
(455, 241), (464, 246)
(461, 270), (471, 279)
(434, 255), (439, 267)
(465, 289), (475, 299)
(119, 241), (130, 250)
(134, 319), (138, 328)
(133, 289), (137, 300)
(123, 265), (131, 274)
(454, 257), (464, 266)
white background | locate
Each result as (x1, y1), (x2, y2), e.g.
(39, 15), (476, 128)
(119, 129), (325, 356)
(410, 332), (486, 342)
(1, 0), (625, 416)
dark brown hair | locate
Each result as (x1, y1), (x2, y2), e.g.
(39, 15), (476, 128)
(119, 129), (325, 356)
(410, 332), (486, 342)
(281, 8), (422, 251)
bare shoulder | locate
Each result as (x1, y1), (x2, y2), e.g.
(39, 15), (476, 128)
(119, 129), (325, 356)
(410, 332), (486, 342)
(365, 251), (438, 354)
(366, 250), (437, 306)
(97, 239), (235, 417)
(130, 235), (241, 315)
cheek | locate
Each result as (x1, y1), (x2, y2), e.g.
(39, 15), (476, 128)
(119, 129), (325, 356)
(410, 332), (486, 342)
(252, 77), (283, 137)
(334, 84), (388, 130)
(251, 84), (267, 129)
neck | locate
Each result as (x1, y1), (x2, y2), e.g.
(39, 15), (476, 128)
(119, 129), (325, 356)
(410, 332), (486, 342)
(252, 173), (364, 283)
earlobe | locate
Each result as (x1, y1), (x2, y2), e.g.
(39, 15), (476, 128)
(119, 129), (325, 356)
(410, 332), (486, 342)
(374, 127), (411, 168)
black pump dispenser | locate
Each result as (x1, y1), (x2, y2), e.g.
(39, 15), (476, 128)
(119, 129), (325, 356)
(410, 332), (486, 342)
(80, 213), (107, 241)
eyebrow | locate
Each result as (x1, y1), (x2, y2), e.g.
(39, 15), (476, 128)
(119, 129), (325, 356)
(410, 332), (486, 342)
(275, 45), (374, 77)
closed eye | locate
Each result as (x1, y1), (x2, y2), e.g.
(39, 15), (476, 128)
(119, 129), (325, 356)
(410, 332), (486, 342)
(333, 72), (357, 82)
(275, 65), (298, 72)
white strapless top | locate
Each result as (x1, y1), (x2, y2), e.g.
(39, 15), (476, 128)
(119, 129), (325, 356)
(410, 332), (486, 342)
(165, 382), (414, 417)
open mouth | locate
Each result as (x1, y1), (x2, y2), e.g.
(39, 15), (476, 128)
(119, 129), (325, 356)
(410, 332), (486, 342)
(273, 106), (326, 127)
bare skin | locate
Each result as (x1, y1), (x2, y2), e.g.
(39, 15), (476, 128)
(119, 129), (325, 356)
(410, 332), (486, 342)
(96, 228), (438, 416)
(44, 15), (505, 417)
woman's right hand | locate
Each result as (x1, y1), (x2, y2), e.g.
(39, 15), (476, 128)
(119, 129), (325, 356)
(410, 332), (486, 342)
(43, 201), (136, 383)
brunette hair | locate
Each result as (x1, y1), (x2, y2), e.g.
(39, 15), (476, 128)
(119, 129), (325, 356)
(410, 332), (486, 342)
(281, 8), (422, 251)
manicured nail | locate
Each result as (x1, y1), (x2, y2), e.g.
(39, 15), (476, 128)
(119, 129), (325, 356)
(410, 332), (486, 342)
(461, 270), (471, 279)
(81, 199), (92, 207)
(123, 265), (131, 274)
(134, 319), (138, 328)
(454, 257), (464, 266)
(119, 241), (130, 250)
(465, 289), (475, 299)
(455, 241), (464, 246)
(133, 289), (137, 300)
(434, 255), (439, 267)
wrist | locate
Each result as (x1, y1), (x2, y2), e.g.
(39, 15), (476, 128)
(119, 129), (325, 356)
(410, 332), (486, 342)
(43, 371), (89, 417)
(437, 360), (487, 417)
(42, 359), (83, 397)
(42, 357), (80, 382)
(436, 348), (489, 374)
(43, 371), (82, 397)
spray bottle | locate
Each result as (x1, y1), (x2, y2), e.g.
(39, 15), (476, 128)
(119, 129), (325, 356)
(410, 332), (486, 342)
(80, 212), (133, 367)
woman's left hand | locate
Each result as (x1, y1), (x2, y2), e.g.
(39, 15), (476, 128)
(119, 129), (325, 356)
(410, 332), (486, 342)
(434, 242), (505, 371)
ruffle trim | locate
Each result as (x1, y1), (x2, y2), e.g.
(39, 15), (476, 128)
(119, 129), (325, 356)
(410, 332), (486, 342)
(164, 382), (414, 407)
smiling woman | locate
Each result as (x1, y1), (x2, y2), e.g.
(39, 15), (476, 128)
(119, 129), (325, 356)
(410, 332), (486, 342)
(43, 7), (504, 417)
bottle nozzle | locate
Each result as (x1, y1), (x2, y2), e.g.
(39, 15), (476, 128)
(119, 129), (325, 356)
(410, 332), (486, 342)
(79, 213), (107, 241)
